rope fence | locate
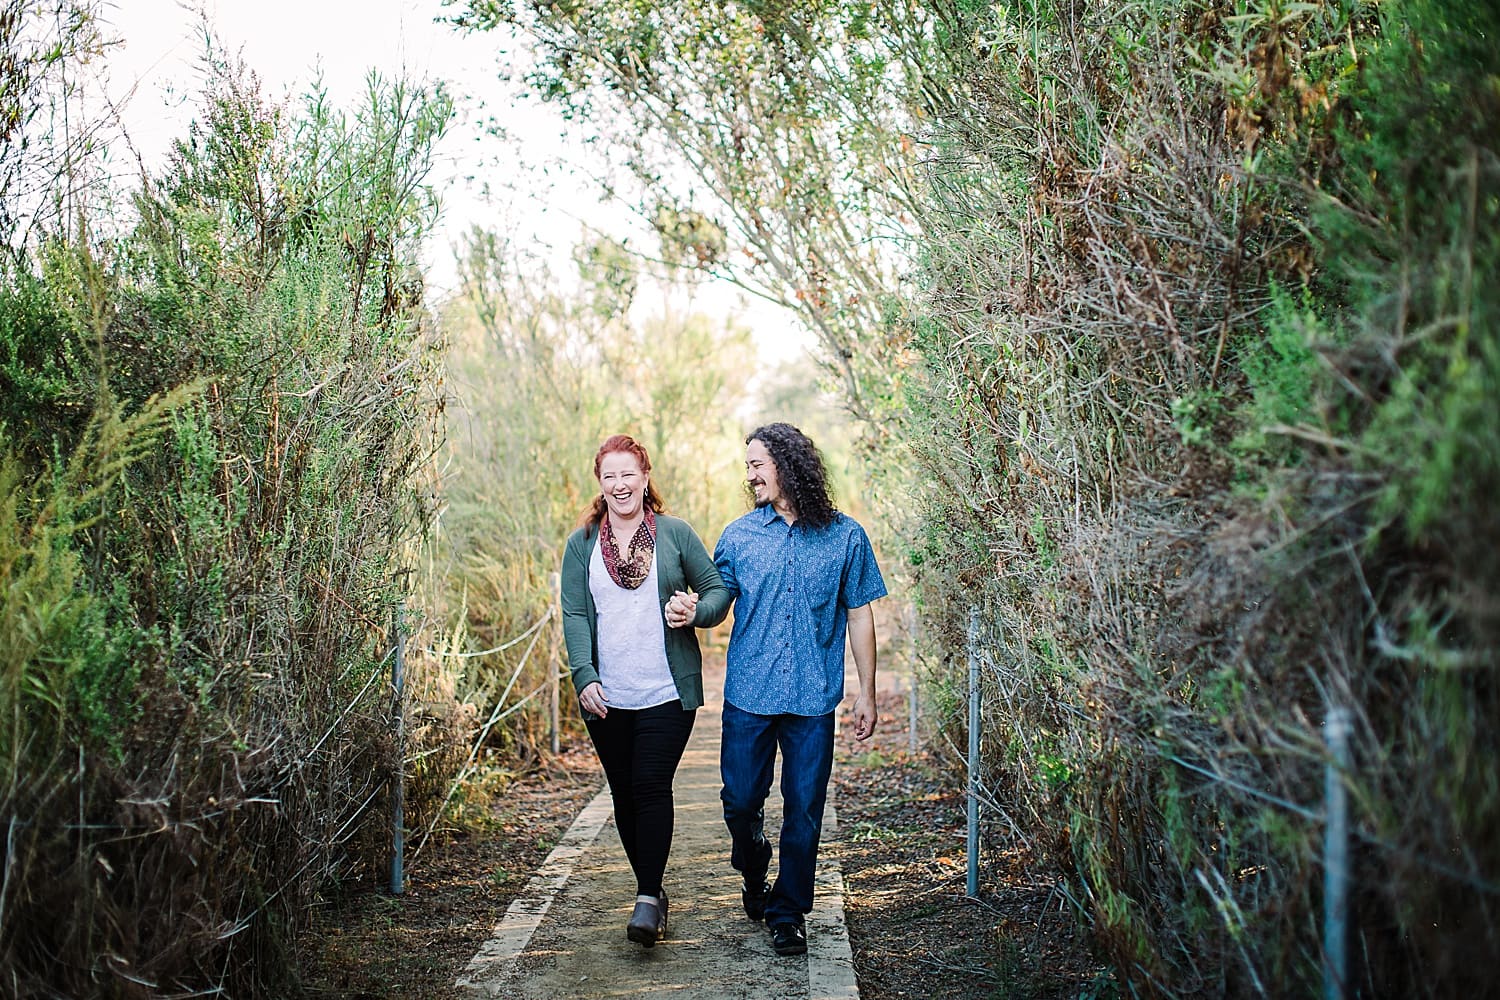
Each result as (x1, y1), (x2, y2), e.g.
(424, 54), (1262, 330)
(420, 610), (553, 659)
(407, 604), (560, 862)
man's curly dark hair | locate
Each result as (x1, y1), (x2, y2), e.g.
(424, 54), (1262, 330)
(747, 422), (839, 530)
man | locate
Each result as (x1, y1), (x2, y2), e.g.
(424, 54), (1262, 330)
(677, 421), (885, 957)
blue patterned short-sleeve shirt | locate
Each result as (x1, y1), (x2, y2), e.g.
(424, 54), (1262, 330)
(713, 506), (887, 716)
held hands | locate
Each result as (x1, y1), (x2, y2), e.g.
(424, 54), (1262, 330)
(664, 590), (699, 629)
(851, 692), (877, 742)
(579, 681), (609, 718)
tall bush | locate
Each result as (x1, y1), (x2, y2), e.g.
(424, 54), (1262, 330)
(903, 0), (1498, 994)
(0, 32), (454, 996)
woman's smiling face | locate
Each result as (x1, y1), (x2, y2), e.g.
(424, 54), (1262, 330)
(598, 450), (647, 521)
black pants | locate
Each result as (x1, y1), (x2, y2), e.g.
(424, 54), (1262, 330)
(585, 700), (696, 898)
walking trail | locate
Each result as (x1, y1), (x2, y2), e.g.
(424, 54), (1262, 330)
(454, 658), (860, 1000)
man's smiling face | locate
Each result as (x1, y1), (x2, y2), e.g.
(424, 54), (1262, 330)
(745, 438), (783, 510)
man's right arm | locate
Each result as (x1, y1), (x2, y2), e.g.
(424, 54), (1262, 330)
(682, 525), (733, 627)
(711, 529), (739, 603)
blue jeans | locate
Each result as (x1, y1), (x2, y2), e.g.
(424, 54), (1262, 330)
(719, 701), (835, 927)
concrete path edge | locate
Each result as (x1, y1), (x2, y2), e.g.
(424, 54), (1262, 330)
(456, 780), (861, 998)
(456, 786), (614, 993)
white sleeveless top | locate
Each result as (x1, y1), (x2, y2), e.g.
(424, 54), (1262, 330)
(588, 535), (679, 709)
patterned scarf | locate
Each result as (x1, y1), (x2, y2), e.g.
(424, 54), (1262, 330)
(599, 508), (656, 590)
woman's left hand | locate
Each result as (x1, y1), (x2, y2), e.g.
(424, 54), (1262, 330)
(664, 590), (699, 628)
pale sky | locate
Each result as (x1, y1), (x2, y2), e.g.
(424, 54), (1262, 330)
(100, 0), (615, 288)
(97, 0), (802, 359)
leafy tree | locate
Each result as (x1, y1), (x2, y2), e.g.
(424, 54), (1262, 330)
(444, 0), (962, 422)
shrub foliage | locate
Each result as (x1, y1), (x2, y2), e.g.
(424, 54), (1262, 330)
(0, 17), (452, 996)
(905, 0), (1499, 994)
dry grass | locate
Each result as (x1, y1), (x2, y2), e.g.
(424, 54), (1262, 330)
(904, 1), (1499, 995)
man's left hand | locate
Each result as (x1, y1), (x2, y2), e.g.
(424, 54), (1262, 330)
(851, 692), (877, 741)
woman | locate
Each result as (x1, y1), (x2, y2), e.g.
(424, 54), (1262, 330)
(559, 434), (730, 948)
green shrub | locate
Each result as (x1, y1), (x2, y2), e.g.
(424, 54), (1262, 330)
(903, 0), (1497, 994)
(0, 32), (456, 996)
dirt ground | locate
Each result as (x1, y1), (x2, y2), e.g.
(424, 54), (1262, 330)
(297, 741), (603, 999)
(830, 693), (1108, 999)
(299, 690), (1108, 999)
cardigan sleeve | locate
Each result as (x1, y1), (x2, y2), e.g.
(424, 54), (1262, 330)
(559, 528), (599, 694)
(674, 520), (732, 629)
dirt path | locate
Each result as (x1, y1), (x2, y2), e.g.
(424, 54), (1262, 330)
(298, 642), (1102, 999)
(454, 660), (858, 999)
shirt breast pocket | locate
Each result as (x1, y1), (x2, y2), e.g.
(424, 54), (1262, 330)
(805, 575), (839, 619)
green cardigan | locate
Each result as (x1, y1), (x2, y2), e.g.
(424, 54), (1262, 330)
(560, 514), (731, 711)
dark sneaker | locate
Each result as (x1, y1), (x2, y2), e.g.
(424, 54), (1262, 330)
(742, 879), (771, 921)
(626, 898), (662, 947)
(769, 921), (807, 956)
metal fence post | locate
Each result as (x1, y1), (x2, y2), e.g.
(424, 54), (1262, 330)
(966, 607), (981, 899)
(908, 675), (919, 754)
(907, 604), (919, 754)
(1323, 706), (1351, 1000)
(390, 597), (407, 895)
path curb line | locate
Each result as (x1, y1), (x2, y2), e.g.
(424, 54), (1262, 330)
(809, 858), (860, 999)
(455, 784), (612, 994)
(808, 788), (861, 999)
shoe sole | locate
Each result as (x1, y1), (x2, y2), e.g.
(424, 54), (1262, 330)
(772, 938), (807, 956)
(627, 924), (660, 947)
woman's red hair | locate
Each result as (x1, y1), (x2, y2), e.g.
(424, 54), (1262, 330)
(579, 434), (667, 528)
